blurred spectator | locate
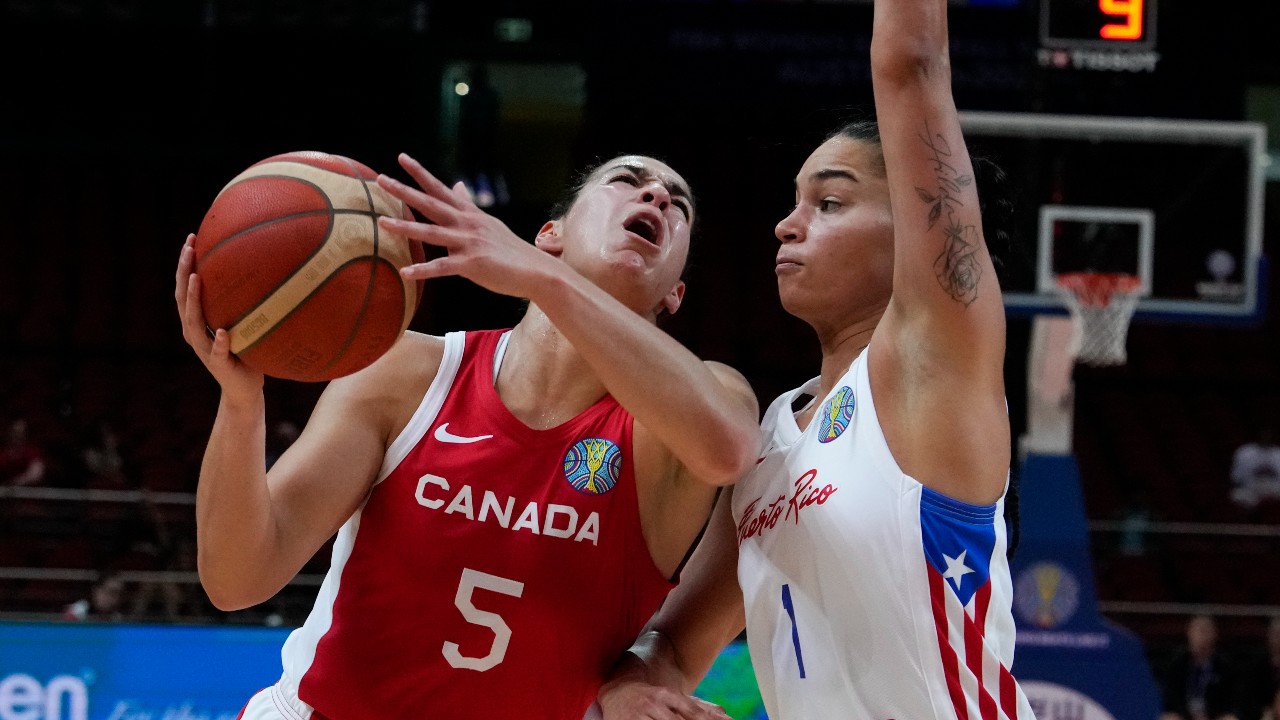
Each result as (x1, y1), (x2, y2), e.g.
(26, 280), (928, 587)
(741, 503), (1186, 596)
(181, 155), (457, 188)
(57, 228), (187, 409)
(80, 420), (128, 489)
(115, 492), (195, 622)
(1230, 425), (1280, 509)
(62, 571), (128, 622)
(1159, 615), (1244, 720)
(265, 419), (300, 471)
(127, 538), (201, 622)
(0, 418), (46, 486)
(1240, 616), (1280, 720)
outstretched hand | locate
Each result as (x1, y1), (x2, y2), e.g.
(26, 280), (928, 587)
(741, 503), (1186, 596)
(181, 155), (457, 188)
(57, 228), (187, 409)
(596, 681), (732, 720)
(376, 153), (560, 300)
(174, 234), (264, 404)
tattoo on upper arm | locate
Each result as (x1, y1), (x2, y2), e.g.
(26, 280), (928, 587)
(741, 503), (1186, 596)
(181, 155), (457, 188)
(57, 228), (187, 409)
(914, 120), (981, 306)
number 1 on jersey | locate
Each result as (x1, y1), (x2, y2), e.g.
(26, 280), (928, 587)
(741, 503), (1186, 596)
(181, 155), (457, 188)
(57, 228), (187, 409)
(781, 583), (806, 678)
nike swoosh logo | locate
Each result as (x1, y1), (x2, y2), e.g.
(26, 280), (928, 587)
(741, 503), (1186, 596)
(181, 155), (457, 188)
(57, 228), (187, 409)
(433, 423), (494, 444)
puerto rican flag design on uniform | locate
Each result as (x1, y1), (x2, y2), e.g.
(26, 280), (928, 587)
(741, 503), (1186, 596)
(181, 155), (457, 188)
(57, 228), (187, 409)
(919, 487), (1025, 720)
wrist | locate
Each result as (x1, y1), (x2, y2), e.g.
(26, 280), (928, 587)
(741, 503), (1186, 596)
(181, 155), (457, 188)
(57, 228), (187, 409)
(523, 256), (575, 308)
(219, 387), (265, 418)
(597, 650), (652, 705)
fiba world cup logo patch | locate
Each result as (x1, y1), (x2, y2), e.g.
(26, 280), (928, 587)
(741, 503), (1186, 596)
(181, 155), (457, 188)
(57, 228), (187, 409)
(1014, 562), (1081, 629)
(564, 438), (622, 495)
(817, 386), (855, 444)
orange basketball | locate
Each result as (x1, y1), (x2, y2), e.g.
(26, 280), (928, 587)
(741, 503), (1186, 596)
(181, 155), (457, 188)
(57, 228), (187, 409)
(193, 151), (425, 382)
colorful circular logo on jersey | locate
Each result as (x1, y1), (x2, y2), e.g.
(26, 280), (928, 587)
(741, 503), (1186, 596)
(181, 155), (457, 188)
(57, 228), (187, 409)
(1014, 562), (1081, 629)
(564, 438), (622, 495)
(817, 386), (855, 443)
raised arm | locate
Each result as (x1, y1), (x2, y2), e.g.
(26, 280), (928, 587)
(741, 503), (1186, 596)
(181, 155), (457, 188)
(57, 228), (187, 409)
(376, 156), (760, 487)
(869, 0), (1011, 504)
(872, 0), (1005, 355)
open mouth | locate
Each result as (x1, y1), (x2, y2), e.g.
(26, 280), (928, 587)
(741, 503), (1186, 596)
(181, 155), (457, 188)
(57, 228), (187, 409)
(624, 216), (661, 247)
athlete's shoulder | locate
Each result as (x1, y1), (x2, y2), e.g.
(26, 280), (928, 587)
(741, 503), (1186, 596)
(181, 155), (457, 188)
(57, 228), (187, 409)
(318, 331), (450, 431)
(357, 330), (448, 389)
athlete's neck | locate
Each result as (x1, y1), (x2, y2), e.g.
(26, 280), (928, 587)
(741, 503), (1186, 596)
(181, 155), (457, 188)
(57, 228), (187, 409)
(812, 312), (880, 402)
(495, 307), (610, 430)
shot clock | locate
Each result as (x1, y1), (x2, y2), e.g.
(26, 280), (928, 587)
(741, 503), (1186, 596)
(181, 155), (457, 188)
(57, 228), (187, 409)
(1040, 0), (1156, 50)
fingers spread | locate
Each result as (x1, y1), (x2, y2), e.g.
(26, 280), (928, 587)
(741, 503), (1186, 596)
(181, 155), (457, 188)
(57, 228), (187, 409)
(451, 180), (474, 205)
(377, 174), (461, 226)
(398, 153), (471, 211)
(378, 216), (463, 249)
(400, 257), (458, 281)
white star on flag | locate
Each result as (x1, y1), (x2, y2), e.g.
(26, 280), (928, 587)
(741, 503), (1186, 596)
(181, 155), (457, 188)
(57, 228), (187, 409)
(941, 550), (974, 591)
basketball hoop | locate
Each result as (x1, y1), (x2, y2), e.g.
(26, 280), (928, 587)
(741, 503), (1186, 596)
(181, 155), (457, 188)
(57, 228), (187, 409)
(1054, 272), (1143, 367)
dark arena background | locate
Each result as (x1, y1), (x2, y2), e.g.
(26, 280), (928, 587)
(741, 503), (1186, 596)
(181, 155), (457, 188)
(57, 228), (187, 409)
(1, 1), (1279, 718)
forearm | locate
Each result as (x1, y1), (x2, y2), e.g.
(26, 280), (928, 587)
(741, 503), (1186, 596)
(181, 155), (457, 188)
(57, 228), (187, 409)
(531, 271), (758, 484)
(604, 630), (690, 695)
(653, 487), (747, 690)
(871, 0), (950, 78)
(195, 391), (280, 610)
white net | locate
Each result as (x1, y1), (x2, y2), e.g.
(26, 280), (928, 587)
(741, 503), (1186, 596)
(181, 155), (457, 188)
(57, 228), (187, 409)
(1054, 272), (1143, 367)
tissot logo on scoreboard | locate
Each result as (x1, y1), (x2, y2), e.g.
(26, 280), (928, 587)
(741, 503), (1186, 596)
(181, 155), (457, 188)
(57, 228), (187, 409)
(1037, 0), (1159, 73)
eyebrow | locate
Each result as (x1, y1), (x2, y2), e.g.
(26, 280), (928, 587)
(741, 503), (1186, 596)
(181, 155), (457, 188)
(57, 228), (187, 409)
(805, 168), (859, 185)
(606, 162), (694, 208)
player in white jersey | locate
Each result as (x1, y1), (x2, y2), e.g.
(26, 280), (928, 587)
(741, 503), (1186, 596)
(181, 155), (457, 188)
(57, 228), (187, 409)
(596, 0), (1037, 716)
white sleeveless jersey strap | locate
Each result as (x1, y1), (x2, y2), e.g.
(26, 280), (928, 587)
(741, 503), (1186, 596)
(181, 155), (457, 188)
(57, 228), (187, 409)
(377, 331), (466, 484)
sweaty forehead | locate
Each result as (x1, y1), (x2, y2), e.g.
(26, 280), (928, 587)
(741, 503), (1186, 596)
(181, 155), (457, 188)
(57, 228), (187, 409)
(597, 155), (690, 192)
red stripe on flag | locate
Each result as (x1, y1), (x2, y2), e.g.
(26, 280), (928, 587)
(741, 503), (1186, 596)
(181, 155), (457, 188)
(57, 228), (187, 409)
(965, 583), (997, 720)
(974, 581), (991, 633)
(929, 568), (969, 720)
(1000, 665), (1020, 720)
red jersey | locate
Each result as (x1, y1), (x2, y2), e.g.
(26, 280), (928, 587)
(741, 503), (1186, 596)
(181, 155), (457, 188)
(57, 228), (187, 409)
(276, 329), (674, 719)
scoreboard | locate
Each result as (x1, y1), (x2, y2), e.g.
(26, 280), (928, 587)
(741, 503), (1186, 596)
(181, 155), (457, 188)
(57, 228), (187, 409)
(1038, 0), (1159, 71)
(1041, 0), (1155, 49)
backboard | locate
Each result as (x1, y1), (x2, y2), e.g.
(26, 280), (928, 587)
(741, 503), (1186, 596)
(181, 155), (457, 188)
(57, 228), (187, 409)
(958, 112), (1267, 324)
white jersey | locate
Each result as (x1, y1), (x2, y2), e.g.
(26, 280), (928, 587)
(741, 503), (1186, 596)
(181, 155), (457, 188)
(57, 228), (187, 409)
(733, 347), (1036, 720)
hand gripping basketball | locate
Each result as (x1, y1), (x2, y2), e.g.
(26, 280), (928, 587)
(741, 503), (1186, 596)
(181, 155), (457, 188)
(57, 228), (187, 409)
(189, 151), (426, 382)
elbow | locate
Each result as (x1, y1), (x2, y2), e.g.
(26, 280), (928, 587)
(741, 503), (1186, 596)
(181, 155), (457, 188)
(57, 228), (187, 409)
(198, 560), (262, 612)
(698, 426), (762, 487)
(200, 576), (253, 612)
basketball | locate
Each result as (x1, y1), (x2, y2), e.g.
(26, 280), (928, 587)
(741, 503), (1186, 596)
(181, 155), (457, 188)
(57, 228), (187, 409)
(193, 151), (425, 382)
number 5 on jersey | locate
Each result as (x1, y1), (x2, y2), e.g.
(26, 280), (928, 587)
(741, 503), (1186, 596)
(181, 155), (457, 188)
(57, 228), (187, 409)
(443, 568), (525, 671)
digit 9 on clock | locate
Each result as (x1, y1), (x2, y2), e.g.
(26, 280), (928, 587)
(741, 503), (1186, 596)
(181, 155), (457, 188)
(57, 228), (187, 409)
(1099, 0), (1143, 40)
(1040, 0), (1156, 49)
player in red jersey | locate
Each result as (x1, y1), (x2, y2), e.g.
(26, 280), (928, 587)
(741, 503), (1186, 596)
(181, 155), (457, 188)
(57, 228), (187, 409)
(176, 152), (761, 720)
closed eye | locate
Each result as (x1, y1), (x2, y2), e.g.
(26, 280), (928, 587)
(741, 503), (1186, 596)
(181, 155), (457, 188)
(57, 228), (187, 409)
(611, 172), (692, 222)
(672, 199), (692, 222)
